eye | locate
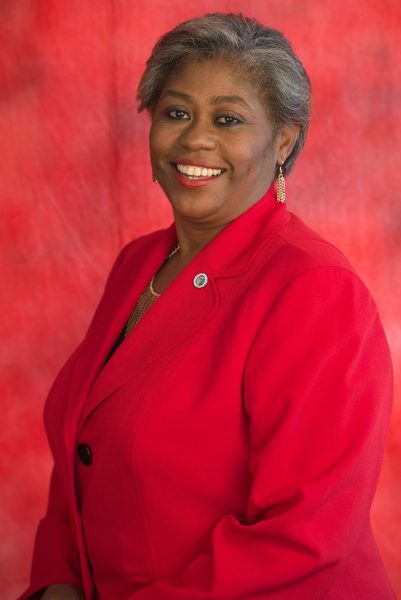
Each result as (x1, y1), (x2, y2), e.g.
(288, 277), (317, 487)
(215, 115), (243, 126)
(166, 109), (190, 120)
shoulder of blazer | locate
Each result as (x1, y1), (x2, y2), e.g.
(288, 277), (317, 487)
(245, 210), (373, 312)
(274, 211), (358, 274)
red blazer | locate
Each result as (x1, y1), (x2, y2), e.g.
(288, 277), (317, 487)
(21, 184), (395, 599)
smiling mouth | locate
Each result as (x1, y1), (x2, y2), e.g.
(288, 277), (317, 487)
(174, 163), (223, 179)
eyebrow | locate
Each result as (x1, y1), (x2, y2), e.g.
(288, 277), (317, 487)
(161, 90), (252, 110)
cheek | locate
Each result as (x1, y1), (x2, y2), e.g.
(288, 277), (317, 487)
(149, 124), (175, 163)
(150, 119), (165, 147)
(149, 125), (160, 158)
(232, 139), (274, 175)
(252, 135), (277, 171)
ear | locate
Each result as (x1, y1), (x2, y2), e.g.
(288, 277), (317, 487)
(277, 124), (300, 165)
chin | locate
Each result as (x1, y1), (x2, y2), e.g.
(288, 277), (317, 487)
(171, 197), (224, 222)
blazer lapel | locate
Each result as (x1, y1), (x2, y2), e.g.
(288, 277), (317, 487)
(64, 224), (176, 433)
(80, 248), (219, 423)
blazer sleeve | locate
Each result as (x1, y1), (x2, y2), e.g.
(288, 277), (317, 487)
(127, 266), (394, 599)
(18, 242), (135, 600)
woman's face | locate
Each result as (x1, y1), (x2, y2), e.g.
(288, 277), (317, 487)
(150, 57), (296, 226)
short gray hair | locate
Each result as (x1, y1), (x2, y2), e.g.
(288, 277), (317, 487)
(137, 13), (311, 176)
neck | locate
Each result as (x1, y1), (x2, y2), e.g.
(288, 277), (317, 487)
(170, 180), (277, 261)
(173, 218), (229, 261)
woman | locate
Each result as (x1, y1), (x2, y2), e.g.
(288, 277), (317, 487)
(20, 13), (395, 600)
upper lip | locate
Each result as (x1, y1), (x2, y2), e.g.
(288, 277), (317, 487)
(172, 159), (225, 170)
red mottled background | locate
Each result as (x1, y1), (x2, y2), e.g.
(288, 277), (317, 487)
(1, 1), (400, 598)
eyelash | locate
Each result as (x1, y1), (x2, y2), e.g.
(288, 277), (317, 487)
(165, 109), (243, 127)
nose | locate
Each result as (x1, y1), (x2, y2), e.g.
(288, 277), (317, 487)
(178, 117), (217, 151)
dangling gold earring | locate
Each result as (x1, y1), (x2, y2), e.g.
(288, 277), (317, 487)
(276, 164), (285, 203)
(152, 175), (158, 183)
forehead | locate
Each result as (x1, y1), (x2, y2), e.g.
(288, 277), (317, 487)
(159, 57), (265, 108)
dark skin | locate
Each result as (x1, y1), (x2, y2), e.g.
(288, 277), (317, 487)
(149, 57), (299, 293)
(42, 57), (299, 600)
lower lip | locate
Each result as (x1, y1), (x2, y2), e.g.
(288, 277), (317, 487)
(173, 168), (222, 189)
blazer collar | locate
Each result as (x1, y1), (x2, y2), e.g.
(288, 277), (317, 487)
(199, 182), (287, 277)
(122, 181), (287, 285)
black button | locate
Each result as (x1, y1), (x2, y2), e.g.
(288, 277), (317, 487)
(77, 443), (92, 466)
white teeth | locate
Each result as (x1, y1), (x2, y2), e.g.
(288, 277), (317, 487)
(176, 164), (222, 177)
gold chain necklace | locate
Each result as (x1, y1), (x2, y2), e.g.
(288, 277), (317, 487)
(149, 242), (180, 297)
(124, 242), (180, 336)
(167, 242), (180, 259)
